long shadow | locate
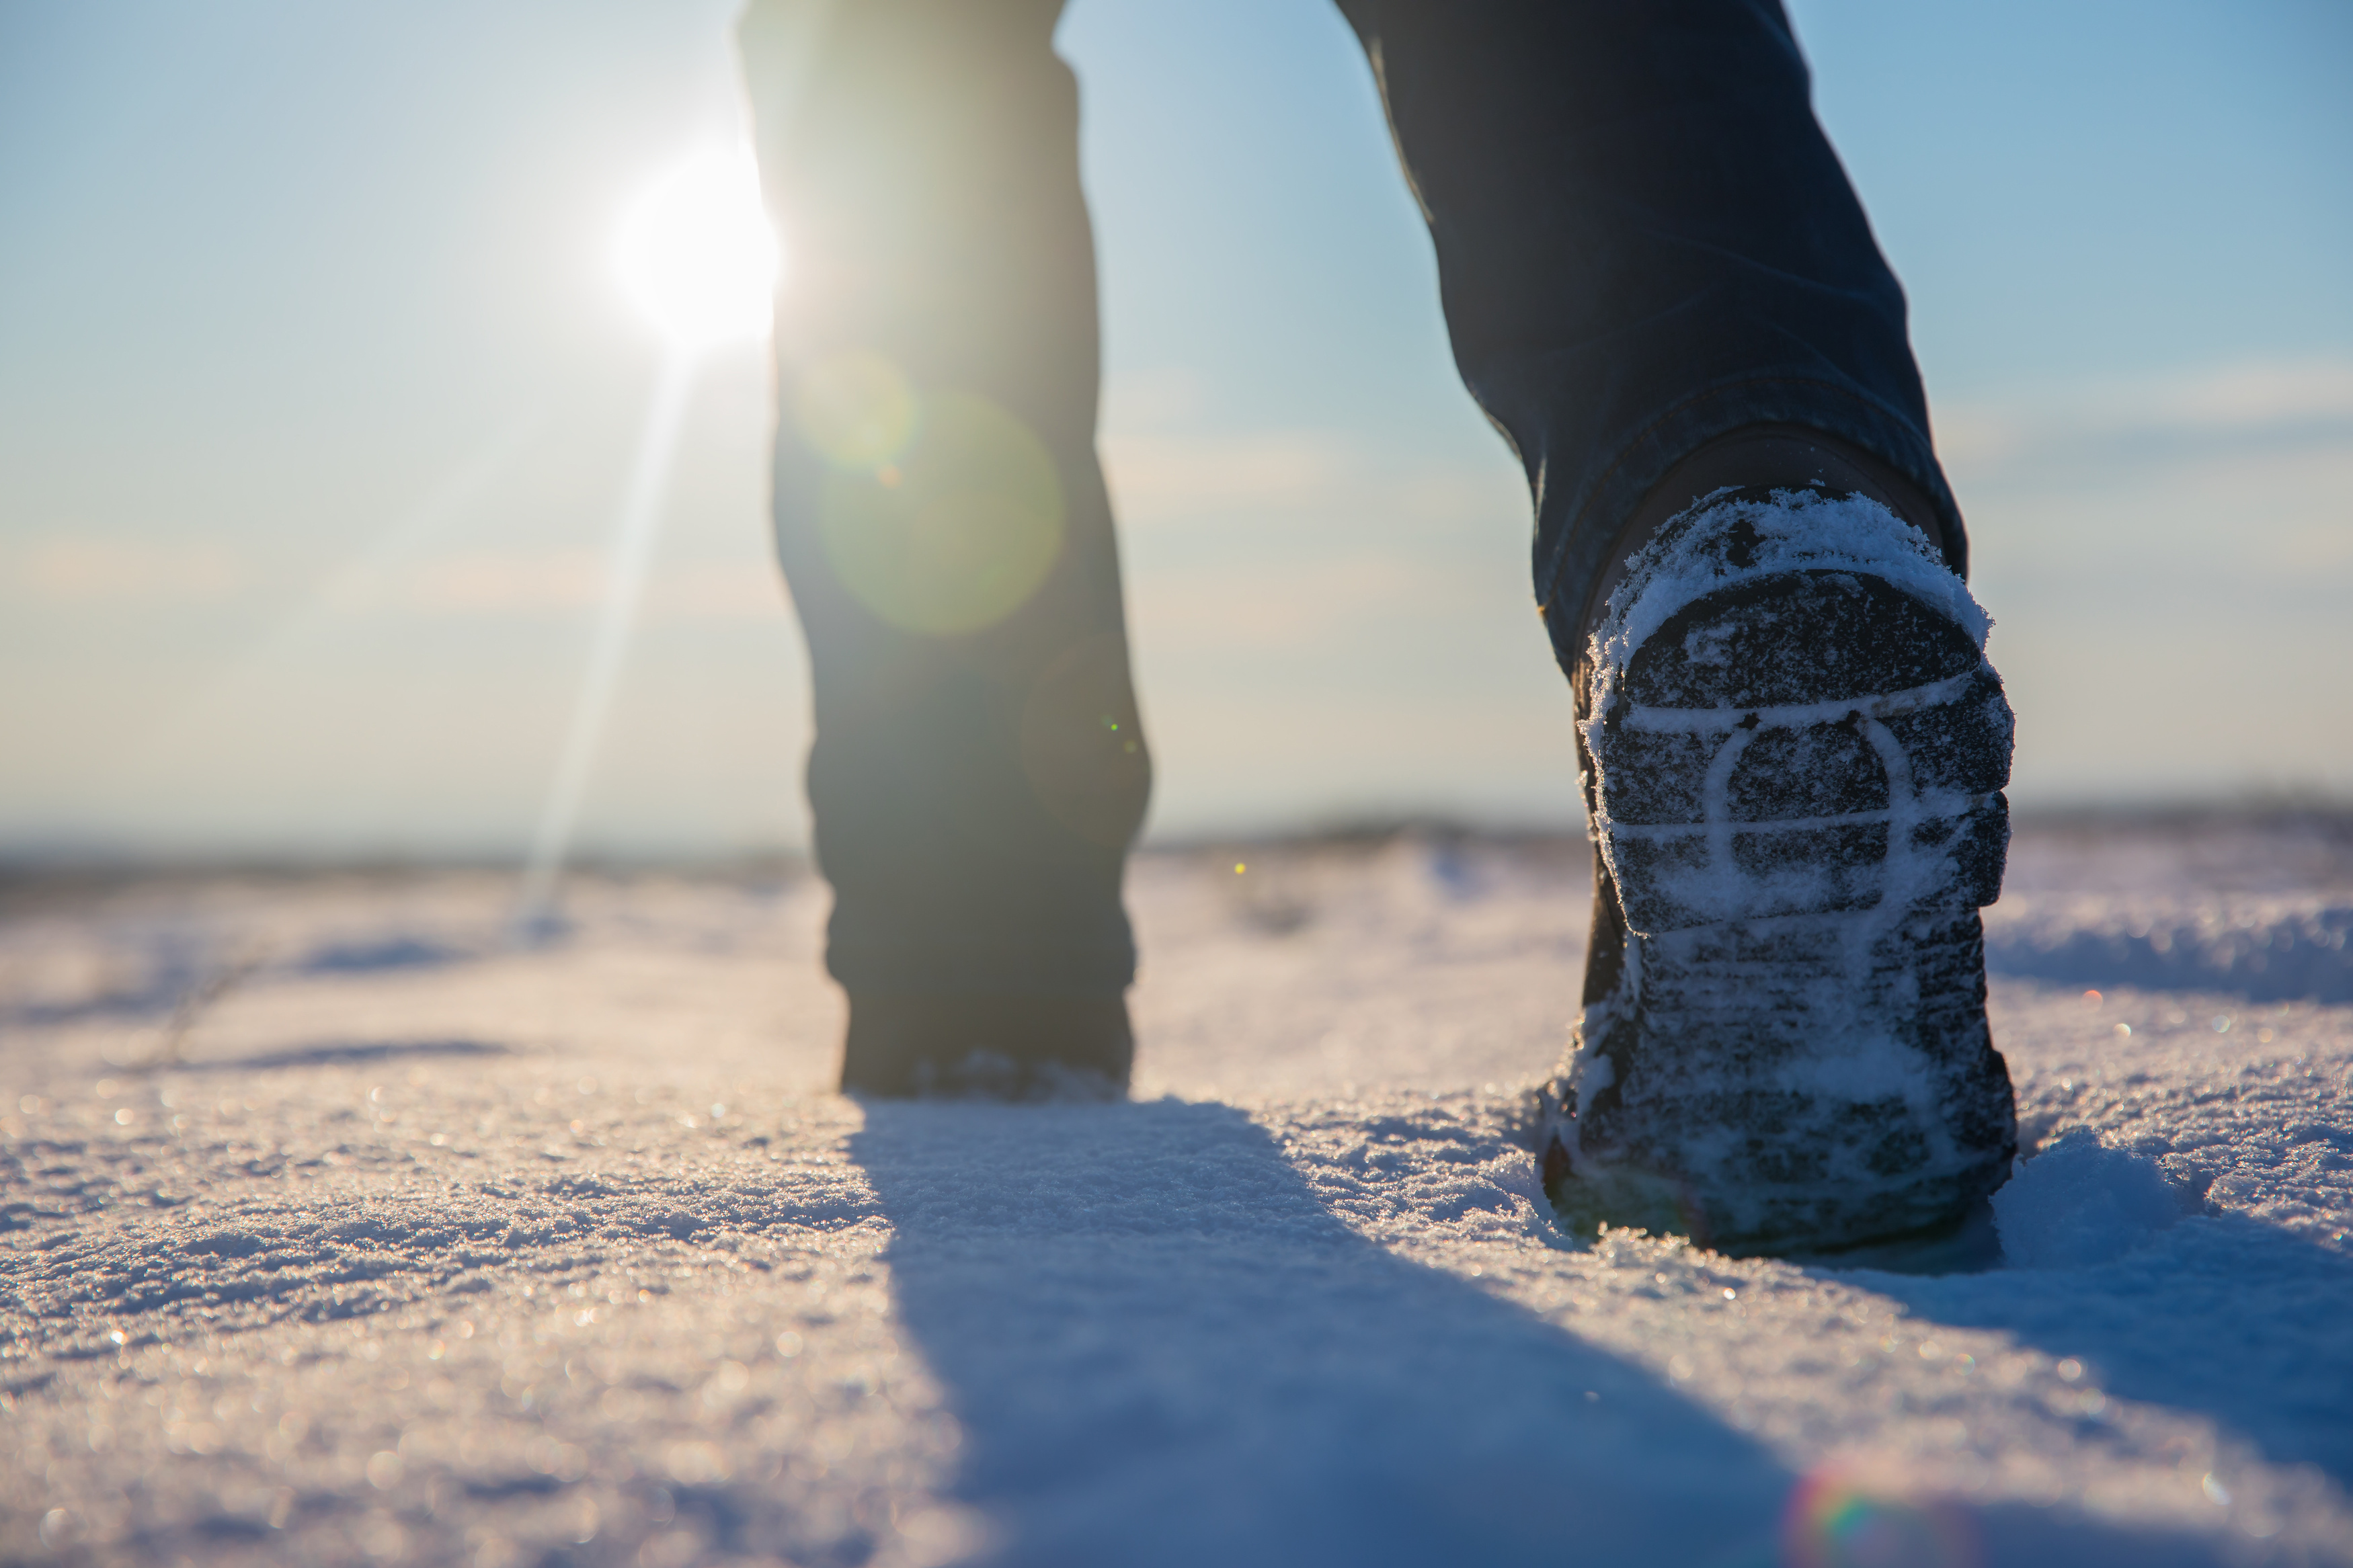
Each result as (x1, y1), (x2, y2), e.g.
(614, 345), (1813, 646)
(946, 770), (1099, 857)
(169, 1038), (511, 1073)
(3, 944), (214, 1029)
(2, 932), (476, 1030)
(1863, 1212), (2353, 1487)
(852, 1100), (2233, 1567)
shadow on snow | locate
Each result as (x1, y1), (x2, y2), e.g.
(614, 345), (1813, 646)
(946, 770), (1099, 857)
(167, 1037), (512, 1073)
(853, 1098), (2236, 1567)
(1863, 1211), (2353, 1489)
(1985, 910), (2353, 1005)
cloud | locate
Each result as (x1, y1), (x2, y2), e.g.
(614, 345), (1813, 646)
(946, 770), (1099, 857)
(1099, 425), (1525, 536)
(0, 535), (786, 622)
(1100, 429), (1355, 523)
(7, 538), (247, 604)
(1936, 357), (2353, 479)
(389, 553), (781, 619)
(1133, 552), (1486, 651)
(405, 550), (608, 612)
(401, 554), (782, 619)
(1938, 355), (2353, 589)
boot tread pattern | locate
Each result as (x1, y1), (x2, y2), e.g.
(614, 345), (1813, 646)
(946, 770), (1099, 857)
(1546, 488), (2019, 1255)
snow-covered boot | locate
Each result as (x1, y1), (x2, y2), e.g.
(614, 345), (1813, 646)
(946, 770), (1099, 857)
(1536, 484), (2017, 1254)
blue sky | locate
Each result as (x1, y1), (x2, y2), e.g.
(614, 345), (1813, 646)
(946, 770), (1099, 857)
(1, 0), (2348, 857)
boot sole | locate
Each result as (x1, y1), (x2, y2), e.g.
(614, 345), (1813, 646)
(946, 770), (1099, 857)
(1546, 492), (2018, 1254)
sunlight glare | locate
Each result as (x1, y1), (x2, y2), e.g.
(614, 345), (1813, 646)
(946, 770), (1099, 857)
(614, 147), (780, 347)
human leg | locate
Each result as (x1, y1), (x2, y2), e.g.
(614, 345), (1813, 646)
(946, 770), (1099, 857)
(1332, 0), (1964, 616)
(738, 0), (1150, 1096)
(1334, 0), (2016, 1249)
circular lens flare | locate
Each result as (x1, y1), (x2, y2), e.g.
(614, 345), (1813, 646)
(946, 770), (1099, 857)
(614, 147), (780, 347)
(818, 391), (1066, 637)
(1784, 1467), (1980, 1568)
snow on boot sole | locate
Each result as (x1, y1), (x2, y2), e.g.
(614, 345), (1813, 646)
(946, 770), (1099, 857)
(1540, 486), (2018, 1255)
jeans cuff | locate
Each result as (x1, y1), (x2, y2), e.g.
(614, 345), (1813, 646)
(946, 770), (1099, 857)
(1534, 375), (1966, 664)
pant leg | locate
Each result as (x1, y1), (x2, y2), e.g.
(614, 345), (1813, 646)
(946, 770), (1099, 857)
(1332, 0), (1966, 666)
(738, 0), (1149, 1001)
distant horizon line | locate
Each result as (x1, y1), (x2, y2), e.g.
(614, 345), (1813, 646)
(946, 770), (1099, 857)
(5, 790), (2350, 878)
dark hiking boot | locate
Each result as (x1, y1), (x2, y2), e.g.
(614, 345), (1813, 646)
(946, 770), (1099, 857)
(1535, 483), (2018, 1254)
(841, 994), (1131, 1100)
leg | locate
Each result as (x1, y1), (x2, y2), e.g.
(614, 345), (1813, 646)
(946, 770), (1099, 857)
(1337, 0), (2016, 1250)
(739, 0), (1150, 1096)
(1333, 0), (1964, 626)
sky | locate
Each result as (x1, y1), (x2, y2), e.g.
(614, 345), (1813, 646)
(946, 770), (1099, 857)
(1, 0), (2348, 860)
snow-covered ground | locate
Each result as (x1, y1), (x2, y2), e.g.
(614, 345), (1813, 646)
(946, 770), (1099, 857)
(4, 817), (2351, 1566)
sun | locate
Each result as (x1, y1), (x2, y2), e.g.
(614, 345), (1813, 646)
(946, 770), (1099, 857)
(614, 146), (781, 348)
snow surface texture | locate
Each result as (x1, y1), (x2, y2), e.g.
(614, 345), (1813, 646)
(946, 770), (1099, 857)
(4, 820), (2352, 1566)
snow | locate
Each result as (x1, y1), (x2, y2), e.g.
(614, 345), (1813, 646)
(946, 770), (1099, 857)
(1990, 1133), (2187, 1270)
(1581, 486), (1991, 745)
(4, 819), (2352, 1565)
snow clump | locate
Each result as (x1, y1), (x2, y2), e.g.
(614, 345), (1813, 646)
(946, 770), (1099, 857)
(1992, 1131), (2185, 1268)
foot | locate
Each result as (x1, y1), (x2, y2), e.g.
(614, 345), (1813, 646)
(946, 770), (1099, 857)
(840, 994), (1132, 1100)
(1537, 465), (2017, 1255)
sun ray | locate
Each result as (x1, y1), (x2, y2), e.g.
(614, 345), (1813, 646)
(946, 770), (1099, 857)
(513, 351), (701, 938)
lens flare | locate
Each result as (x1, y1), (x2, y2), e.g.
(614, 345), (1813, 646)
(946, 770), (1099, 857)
(819, 390), (1064, 636)
(614, 147), (780, 347)
(1783, 1467), (1979, 1568)
(795, 350), (920, 470)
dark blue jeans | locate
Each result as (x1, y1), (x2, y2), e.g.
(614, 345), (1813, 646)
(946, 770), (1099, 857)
(739, 0), (1962, 1004)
